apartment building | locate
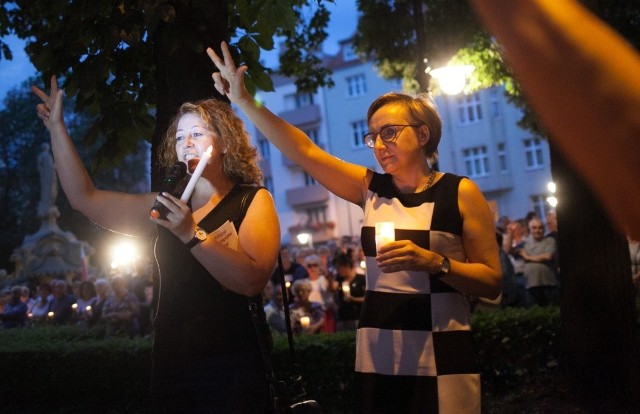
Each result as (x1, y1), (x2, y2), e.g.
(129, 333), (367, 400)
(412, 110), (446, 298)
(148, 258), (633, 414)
(238, 39), (553, 246)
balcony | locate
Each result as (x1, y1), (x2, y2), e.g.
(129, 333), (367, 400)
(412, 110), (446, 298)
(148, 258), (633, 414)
(288, 221), (337, 244)
(279, 104), (321, 126)
(285, 184), (330, 208)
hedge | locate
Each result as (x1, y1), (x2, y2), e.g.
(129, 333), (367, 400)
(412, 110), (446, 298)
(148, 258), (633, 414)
(0, 307), (561, 413)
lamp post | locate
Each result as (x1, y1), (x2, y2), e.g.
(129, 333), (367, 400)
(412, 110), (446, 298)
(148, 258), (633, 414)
(428, 64), (475, 96)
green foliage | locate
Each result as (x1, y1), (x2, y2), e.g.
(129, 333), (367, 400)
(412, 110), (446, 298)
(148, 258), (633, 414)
(354, 0), (482, 92)
(0, 307), (566, 412)
(2, 0), (334, 168)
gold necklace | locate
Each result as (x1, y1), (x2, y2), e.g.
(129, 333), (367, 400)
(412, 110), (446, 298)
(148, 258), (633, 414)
(416, 169), (437, 192)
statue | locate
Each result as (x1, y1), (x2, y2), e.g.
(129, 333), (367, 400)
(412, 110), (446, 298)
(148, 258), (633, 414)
(36, 142), (60, 223)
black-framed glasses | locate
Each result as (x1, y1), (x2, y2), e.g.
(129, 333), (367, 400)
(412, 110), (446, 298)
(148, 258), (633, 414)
(363, 124), (422, 148)
(307, 263), (320, 268)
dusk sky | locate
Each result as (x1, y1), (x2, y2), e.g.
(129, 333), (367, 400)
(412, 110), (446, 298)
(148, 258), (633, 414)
(0, 1), (358, 103)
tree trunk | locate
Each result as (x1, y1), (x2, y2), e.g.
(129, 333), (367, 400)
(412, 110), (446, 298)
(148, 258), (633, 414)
(150, 2), (229, 190)
(551, 143), (640, 410)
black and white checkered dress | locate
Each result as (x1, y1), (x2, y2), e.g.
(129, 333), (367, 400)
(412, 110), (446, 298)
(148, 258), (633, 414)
(354, 172), (480, 413)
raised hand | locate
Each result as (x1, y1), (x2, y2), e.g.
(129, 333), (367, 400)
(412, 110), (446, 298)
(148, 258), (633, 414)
(31, 75), (64, 130)
(206, 42), (252, 104)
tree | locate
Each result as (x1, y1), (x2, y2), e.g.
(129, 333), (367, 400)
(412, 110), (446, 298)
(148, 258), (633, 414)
(0, 78), (149, 272)
(1, 0), (334, 186)
(354, 0), (639, 409)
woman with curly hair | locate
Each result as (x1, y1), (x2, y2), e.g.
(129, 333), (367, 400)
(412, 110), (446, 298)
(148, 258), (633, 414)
(33, 76), (280, 413)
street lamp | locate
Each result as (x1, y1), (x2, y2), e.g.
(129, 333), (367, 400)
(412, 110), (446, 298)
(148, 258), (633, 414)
(296, 232), (313, 248)
(428, 64), (475, 95)
(110, 239), (139, 273)
(546, 181), (558, 207)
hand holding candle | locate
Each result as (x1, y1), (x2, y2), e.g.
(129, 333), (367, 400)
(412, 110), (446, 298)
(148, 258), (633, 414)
(375, 222), (395, 253)
(180, 145), (213, 202)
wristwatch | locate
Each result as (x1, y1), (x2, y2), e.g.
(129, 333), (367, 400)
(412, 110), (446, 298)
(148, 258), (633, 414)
(185, 227), (207, 249)
(433, 255), (451, 278)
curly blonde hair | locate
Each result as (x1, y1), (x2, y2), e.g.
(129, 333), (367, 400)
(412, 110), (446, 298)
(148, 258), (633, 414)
(367, 92), (443, 166)
(158, 99), (263, 185)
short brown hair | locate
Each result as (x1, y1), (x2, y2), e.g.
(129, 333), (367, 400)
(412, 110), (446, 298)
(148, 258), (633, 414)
(367, 92), (442, 165)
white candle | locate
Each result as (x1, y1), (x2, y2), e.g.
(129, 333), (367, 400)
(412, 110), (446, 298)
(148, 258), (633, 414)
(180, 145), (213, 202)
(375, 221), (395, 252)
(300, 316), (310, 329)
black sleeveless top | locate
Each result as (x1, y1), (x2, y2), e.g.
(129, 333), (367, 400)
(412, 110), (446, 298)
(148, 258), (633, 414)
(152, 185), (266, 370)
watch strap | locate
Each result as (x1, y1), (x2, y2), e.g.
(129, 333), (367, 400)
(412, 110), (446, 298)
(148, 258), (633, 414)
(185, 235), (201, 249)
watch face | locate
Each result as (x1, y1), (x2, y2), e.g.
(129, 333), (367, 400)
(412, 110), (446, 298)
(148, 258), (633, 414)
(195, 228), (207, 241)
(442, 257), (450, 273)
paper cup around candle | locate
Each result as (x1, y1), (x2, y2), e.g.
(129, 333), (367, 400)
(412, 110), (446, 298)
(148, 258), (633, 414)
(300, 316), (310, 329)
(375, 222), (395, 252)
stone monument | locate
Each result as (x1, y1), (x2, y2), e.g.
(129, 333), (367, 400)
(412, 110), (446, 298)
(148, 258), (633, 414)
(10, 143), (94, 284)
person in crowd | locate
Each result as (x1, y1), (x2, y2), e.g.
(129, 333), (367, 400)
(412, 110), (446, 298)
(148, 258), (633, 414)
(209, 42), (501, 413)
(272, 246), (303, 304)
(30, 283), (52, 324)
(289, 279), (325, 335)
(48, 279), (76, 325)
(33, 75), (280, 413)
(333, 251), (366, 331)
(495, 232), (518, 309)
(503, 218), (531, 308)
(19, 286), (36, 313)
(102, 276), (140, 337)
(303, 254), (336, 333)
(89, 278), (110, 328)
(0, 286), (29, 329)
(264, 283), (287, 334)
(73, 280), (97, 329)
(519, 218), (558, 307)
(469, 0), (640, 240)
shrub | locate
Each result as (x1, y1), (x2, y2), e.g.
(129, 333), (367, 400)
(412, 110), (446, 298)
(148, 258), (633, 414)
(0, 307), (562, 412)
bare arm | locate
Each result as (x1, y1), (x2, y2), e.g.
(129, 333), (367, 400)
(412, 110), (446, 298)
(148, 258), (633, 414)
(170, 188), (280, 296)
(32, 76), (157, 237)
(376, 179), (502, 299)
(470, 0), (640, 239)
(207, 42), (371, 206)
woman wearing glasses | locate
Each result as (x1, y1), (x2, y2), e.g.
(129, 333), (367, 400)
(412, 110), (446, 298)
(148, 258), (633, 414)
(209, 42), (501, 413)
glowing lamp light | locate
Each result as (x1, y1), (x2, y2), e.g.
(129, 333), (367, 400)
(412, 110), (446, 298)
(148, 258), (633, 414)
(547, 181), (557, 193)
(547, 196), (558, 208)
(110, 240), (139, 270)
(429, 65), (474, 95)
(296, 232), (312, 247)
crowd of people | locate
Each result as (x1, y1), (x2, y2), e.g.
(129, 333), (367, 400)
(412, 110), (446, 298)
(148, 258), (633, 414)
(0, 274), (153, 337)
(263, 240), (367, 336)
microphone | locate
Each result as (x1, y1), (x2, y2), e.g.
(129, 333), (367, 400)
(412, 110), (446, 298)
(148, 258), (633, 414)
(150, 162), (189, 219)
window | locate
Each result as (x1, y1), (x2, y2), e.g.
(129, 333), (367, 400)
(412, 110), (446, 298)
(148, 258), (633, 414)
(524, 138), (545, 169)
(351, 120), (368, 148)
(457, 93), (483, 124)
(304, 172), (316, 186)
(463, 146), (490, 177)
(531, 194), (550, 220)
(258, 139), (270, 160)
(263, 176), (274, 194)
(346, 74), (367, 97)
(283, 92), (314, 110)
(497, 143), (508, 173)
(306, 205), (328, 225)
(342, 43), (357, 61)
(489, 88), (502, 117)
